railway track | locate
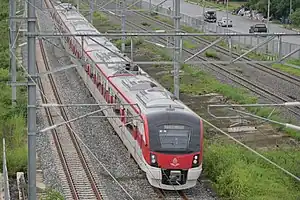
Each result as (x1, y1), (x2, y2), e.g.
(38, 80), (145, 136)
(154, 188), (191, 200)
(36, 21), (107, 199)
(104, 10), (300, 119)
(134, 11), (300, 88)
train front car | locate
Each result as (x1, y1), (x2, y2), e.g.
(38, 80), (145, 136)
(144, 104), (203, 190)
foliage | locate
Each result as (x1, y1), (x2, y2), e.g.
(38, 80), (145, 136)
(204, 50), (219, 59)
(204, 141), (300, 200)
(290, 8), (300, 26)
(93, 10), (300, 200)
(40, 189), (64, 200)
(0, 0), (28, 178)
(246, 0), (300, 22)
(113, 38), (144, 49)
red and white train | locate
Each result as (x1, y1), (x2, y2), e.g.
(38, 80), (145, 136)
(47, 0), (204, 190)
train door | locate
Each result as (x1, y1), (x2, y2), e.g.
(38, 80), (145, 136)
(136, 120), (144, 163)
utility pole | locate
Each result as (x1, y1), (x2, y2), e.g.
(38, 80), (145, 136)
(226, 0), (228, 29)
(9, 0), (17, 106)
(121, 0), (126, 52)
(149, 0), (152, 13)
(77, 0), (79, 11)
(290, 0), (292, 16)
(174, 0), (181, 99)
(27, 0), (37, 198)
(202, 0), (205, 15)
(267, 0), (270, 32)
(89, 0), (94, 23)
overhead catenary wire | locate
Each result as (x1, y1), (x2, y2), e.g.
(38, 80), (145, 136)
(54, 0), (300, 182)
(18, 0), (300, 191)
(18, 1), (183, 198)
(12, 5), (136, 200)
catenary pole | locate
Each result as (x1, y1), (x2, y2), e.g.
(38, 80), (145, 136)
(89, 0), (94, 23)
(173, 0), (180, 98)
(10, 0), (17, 105)
(27, 0), (37, 198)
(121, 0), (126, 52)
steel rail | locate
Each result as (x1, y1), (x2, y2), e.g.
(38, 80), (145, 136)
(110, 11), (300, 118)
(36, 16), (103, 198)
(134, 11), (300, 87)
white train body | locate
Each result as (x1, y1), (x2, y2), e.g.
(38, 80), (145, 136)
(48, 1), (204, 190)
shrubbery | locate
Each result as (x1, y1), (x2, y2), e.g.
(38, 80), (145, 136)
(204, 141), (300, 200)
(0, 0), (28, 177)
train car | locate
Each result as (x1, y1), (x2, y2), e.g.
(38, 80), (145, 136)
(48, 0), (204, 190)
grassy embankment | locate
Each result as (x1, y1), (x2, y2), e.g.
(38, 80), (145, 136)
(90, 10), (300, 200)
(152, 14), (300, 78)
(0, 0), (28, 177)
(145, 14), (300, 139)
(0, 1), (65, 199)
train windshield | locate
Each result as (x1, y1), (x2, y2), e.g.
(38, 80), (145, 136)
(159, 128), (191, 150)
(151, 124), (199, 154)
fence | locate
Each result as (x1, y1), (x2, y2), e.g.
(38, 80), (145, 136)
(2, 138), (10, 200)
(134, 1), (300, 60)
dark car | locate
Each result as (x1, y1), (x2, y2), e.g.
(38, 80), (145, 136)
(249, 24), (268, 33)
(204, 10), (217, 23)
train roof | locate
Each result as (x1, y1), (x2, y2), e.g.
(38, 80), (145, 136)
(54, 6), (200, 118)
(54, 2), (76, 11)
(110, 76), (187, 114)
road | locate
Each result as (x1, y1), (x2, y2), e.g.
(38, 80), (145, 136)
(148, 0), (300, 45)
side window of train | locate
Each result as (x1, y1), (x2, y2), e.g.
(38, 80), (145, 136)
(114, 94), (121, 114)
(90, 64), (94, 78)
(126, 109), (134, 132)
(138, 122), (145, 143)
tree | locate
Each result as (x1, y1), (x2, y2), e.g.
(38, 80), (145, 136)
(290, 8), (300, 26)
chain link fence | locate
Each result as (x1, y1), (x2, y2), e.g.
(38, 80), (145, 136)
(136, 1), (300, 60)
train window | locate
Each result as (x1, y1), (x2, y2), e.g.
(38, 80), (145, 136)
(126, 109), (134, 132)
(114, 95), (121, 114)
(158, 129), (191, 150)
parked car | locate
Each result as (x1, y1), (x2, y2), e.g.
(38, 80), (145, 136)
(249, 24), (268, 33)
(217, 17), (233, 27)
(204, 10), (217, 23)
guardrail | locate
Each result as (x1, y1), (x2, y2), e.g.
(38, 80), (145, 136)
(137, 1), (300, 59)
(2, 138), (10, 200)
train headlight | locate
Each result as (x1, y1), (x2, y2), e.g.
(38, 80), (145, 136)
(151, 154), (156, 163)
(192, 154), (200, 167)
(150, 153), (158, 167)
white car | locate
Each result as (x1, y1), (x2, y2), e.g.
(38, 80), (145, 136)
(217, 17), (233, 27)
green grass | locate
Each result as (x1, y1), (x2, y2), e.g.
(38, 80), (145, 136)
(154, 12), (300, 78)
(272, 60), (300, 77)
(0, 0), (28, 178)
(41, 189), (64, 200)
(142, 43), (300, 199)
(204, 141), (300, 200)
(183, 40), (197, 49)
(152, 12), (300, 78)
(143, 14), (300, 139)
(92, 11), (300, 200)
(205, 49), (219, 59)
(113, 38), (144, 49)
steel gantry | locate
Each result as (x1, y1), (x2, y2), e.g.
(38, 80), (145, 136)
(8, 0), (300, 198)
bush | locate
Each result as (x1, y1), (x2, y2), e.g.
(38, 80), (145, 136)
(41, 189), (64, 200)
(204, 142), (300, 200)
(205, 50), (219, 59)
(290, 9), (300, 27)
(0, 0), (28, 178)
